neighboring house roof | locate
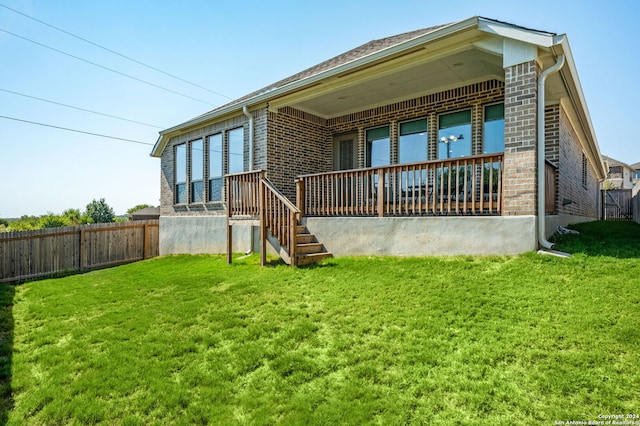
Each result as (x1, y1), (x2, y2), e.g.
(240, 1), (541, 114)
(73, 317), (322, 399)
(630, 162), (640, 170)
(150, 16), (605, 179)
(130, 206), (160, 220)
(603, 155), (632, 170)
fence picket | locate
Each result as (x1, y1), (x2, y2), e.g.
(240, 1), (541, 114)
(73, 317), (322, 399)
(0, 220), (159, 283)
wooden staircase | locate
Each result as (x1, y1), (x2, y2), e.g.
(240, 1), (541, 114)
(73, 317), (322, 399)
(226, 170), (331, 267)
(294, 224), (332, 266)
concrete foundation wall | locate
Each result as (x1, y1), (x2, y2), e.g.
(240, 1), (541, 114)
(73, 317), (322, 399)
(161, 215), (542, 257)
(302, 216), (537, 256)
(160, 216), (253, 255)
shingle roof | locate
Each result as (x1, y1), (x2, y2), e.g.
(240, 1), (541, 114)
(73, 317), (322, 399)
(191, 25), (449, 120)
(603, 155), (632, 169)
(630, 162), (640, 170)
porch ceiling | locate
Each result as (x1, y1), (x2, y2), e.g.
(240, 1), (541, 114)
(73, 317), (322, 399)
(273, 47), (505, 119)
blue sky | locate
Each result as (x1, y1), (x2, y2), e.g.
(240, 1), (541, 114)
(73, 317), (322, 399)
(0, 0), (637, 217)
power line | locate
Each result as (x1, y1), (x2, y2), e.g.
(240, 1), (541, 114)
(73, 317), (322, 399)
(0, 115), (154, 146)
(0, 88), (164, 129)
(0, 27), (217, 107)
(0, 2), (233, 101)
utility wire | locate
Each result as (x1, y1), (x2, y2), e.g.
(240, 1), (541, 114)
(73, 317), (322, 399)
(0, 28), (217, 107)
(0, 3), (233, 101)
(0, 88), (164, 129)
(0, 115), (154, 146)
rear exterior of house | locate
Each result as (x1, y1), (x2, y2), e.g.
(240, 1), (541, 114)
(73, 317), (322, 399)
(151, 17), (606, 262)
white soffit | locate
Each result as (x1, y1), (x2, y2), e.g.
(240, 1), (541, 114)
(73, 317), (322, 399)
(477, 18), (555, 47)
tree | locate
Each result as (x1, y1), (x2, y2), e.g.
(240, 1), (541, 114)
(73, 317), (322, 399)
(39, 213), (69, 229)
(63, 208), (92, 225)
(85, 198), (115, 223)
(7, 215), (39, 231)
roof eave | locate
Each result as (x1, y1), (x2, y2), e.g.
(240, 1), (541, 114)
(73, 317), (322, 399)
(550, 37), (607, 179)
(150, 16), (482, 157)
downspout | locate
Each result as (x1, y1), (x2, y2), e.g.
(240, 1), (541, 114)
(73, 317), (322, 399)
(242, 105), (256, 255)
(537, 54), (565, 249)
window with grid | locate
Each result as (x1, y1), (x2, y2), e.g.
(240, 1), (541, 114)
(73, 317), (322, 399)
(190, 139), (204, 202)
(208, 133), (223, 201)
(175, 143), (187, 204)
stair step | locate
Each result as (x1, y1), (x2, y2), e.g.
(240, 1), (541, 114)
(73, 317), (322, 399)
(296, 252), (332, 266)
(297, 242), (323, 254)
(296, 225), (307, 234)
(296, 233), (316, 244)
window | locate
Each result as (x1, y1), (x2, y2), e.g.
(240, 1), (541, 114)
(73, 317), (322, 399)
(175, 143), (187, 204)
(399, 119), (428, 164)
(208, 133), (223, 202)
(366, 126), (390, 167)
(483, 104), (504, 154)
(228, 127), (245, 174)
(438, 110), (471, 159)
(190, 139), (204, 202)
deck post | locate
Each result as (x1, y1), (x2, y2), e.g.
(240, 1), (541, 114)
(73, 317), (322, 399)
(259, 179), (267, 266)
(290, 212), (298, 267)
(296, 179), (305, 217)
(226, 177), (232, 264)
(377, 171), (385, 218)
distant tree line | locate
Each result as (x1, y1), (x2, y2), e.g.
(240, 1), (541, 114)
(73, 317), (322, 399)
(0, 200), (154, 232)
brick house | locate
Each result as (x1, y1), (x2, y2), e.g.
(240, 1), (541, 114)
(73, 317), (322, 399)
(151, 16), (606, 264)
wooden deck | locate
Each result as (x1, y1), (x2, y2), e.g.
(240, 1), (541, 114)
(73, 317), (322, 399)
(225, 154), (503, 266)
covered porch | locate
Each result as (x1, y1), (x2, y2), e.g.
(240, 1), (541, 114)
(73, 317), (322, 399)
(225, 152), (508, 265)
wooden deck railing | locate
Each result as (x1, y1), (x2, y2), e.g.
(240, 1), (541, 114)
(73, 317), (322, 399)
(225, 170), (300, 266)
(260, 177), (300, 266)
(226, 170), (264, 217)
(296, 153), (503, 217)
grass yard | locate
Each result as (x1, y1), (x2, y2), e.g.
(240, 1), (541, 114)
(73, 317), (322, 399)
(0, 220), (638, 425)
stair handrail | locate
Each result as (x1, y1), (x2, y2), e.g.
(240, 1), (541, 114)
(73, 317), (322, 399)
(260, 177), (301, 266)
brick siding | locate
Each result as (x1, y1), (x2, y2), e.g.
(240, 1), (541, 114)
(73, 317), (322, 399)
(556, 106), (598, 217)
(502, 61), (538, 215)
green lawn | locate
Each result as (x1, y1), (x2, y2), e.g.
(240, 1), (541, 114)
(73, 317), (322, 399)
(1, 221), (639, 425)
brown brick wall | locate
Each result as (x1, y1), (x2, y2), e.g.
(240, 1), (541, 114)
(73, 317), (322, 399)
(503, 61), (538, 215)
(557, 106), (598, 217)
(266, 107), (332, 198)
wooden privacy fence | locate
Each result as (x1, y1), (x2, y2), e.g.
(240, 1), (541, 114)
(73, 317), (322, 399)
(0, 220), (159, 283)
(602, 189), (632, 221)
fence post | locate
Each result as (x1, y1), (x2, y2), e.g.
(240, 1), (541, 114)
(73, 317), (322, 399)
(79, 228), (86, 271)
(143, 223), (149, 260)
